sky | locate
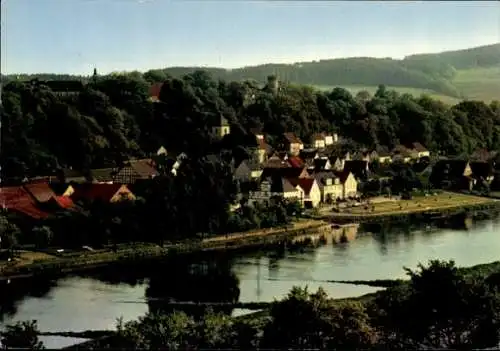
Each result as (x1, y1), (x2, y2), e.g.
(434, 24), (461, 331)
(1, 0), (499, 75)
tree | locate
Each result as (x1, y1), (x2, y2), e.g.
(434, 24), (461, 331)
(374, 260), (500, 349)
(32, 226), (54, 249)
(1, 320), (44, 349)
(262, 286), (377, 349)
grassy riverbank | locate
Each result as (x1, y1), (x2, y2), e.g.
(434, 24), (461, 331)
(324, 192), (499, 223)
(0, 220), (328, 280)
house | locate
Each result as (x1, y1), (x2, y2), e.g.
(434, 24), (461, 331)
(410, 142), (430, 158)
(261, 166), (310, 181)
(113, 159), (159, 184)
(324, 133), (338, 146)
(89, 168), (115, 183)
(470, 161), (495, 183)
(0, 186), (50, 219)
(343, 160), (370, 181)
(299, 149), (320, 161)
(250, 130), (271, 164)
(234, 160), (263, 182)
(149, 82), (163, 102)
(375, 149), (392, 164)
(156, 146), (168, 156)
(0, 182), (74, 220)
(430, 159), (475, 190)
(249, 175), (301, 205)
(71, 184), (136, 204)
(171, 152), (188, 176)
(392, 145), (413, 163)
(211, 115), (231, 139)
(312, 133), (326, 149)
(282, 132), (304, 156)
(352, 150), (371, 162)
(312, 158), (332, 171)
(56, 168), (87, 184)
(290, 178), (321, 208)
(263, 156), (290, 169)
(338, 171), (358, 198)
(313, 171), (344, 203)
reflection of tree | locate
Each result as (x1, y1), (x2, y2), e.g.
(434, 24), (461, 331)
(0, 278), (56, 323)
(145, 262), (240, 317)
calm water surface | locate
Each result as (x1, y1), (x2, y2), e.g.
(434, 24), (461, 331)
(1, 218), (500, 348)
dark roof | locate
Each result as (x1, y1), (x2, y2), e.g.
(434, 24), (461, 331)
(119, 159), (159, 179)
(90, 168), (115, 183)
(299, 149), (319, 160)
(411, 142), (428, 152)
(470, 161), (494, 178)
(292, 178), (316, 195)
(264, 175), (297, 193)
(261, 166), (308, 180)
(431, 159), (469, 177)
(313, 158), (329, 171)
(312, 133), (326, 141)
(71, 184), (130, 203)
(283, 132), (303, 144)
(343, 160), (369, 179)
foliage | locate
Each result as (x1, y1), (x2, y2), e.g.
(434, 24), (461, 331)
(0, 320), (44, 349)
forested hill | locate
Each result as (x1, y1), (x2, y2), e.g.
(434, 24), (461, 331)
(2, 43), (500, 101)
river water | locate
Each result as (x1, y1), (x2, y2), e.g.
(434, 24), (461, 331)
(1, 218), (500, 348)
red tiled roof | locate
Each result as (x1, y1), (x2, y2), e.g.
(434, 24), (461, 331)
(288, 156), (305, 168)
(283, 132), (303, 144)
(0, 186), (50, 219)
(71, 184), (129, 203)
(257, 138), (269, 151)
(24, 183), (58, 203)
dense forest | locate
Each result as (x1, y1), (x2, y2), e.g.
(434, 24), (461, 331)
(2, 43), (499, 99)
(2, 68), (500, 180)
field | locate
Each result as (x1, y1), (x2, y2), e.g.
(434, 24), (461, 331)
(334, 192), (496, 217)
(452, 65), (500, 102)
(311, 84), (461, 105)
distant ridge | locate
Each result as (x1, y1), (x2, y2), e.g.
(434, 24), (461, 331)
(3, 43), (500, 102)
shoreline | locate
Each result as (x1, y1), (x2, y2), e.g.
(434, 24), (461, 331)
(317, 192), (500, 224)
(0, 220), (331, 281)
(1, 193), (498, 281)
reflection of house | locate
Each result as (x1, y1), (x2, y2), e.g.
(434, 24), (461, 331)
(283, 133), (304, 156)
(211, 115), (231, 139)
(234, 160), (263, 182)
(71, 184), (136, 204)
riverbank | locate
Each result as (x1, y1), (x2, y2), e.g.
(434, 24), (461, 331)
(0, 219), (331, 281)
(319, 192), (500, 224)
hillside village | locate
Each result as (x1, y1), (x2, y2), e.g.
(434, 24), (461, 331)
(3, 110), (500, 223)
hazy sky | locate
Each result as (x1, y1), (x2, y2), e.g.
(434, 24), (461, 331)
(1, 0), (499, 75)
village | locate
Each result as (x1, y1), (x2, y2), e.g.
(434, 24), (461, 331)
(2, 112), (500, 223)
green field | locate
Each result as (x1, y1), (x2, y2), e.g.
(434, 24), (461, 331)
(452, 65), (500, 102)
(311, 84), (461, 105)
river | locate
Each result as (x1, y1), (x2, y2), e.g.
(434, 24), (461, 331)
(1, 218), (500, 348)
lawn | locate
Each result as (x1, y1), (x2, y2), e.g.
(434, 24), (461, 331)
(335, 192), (496, 217)
(310, 84), (461, 105)
(452, 65), (500, 103)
